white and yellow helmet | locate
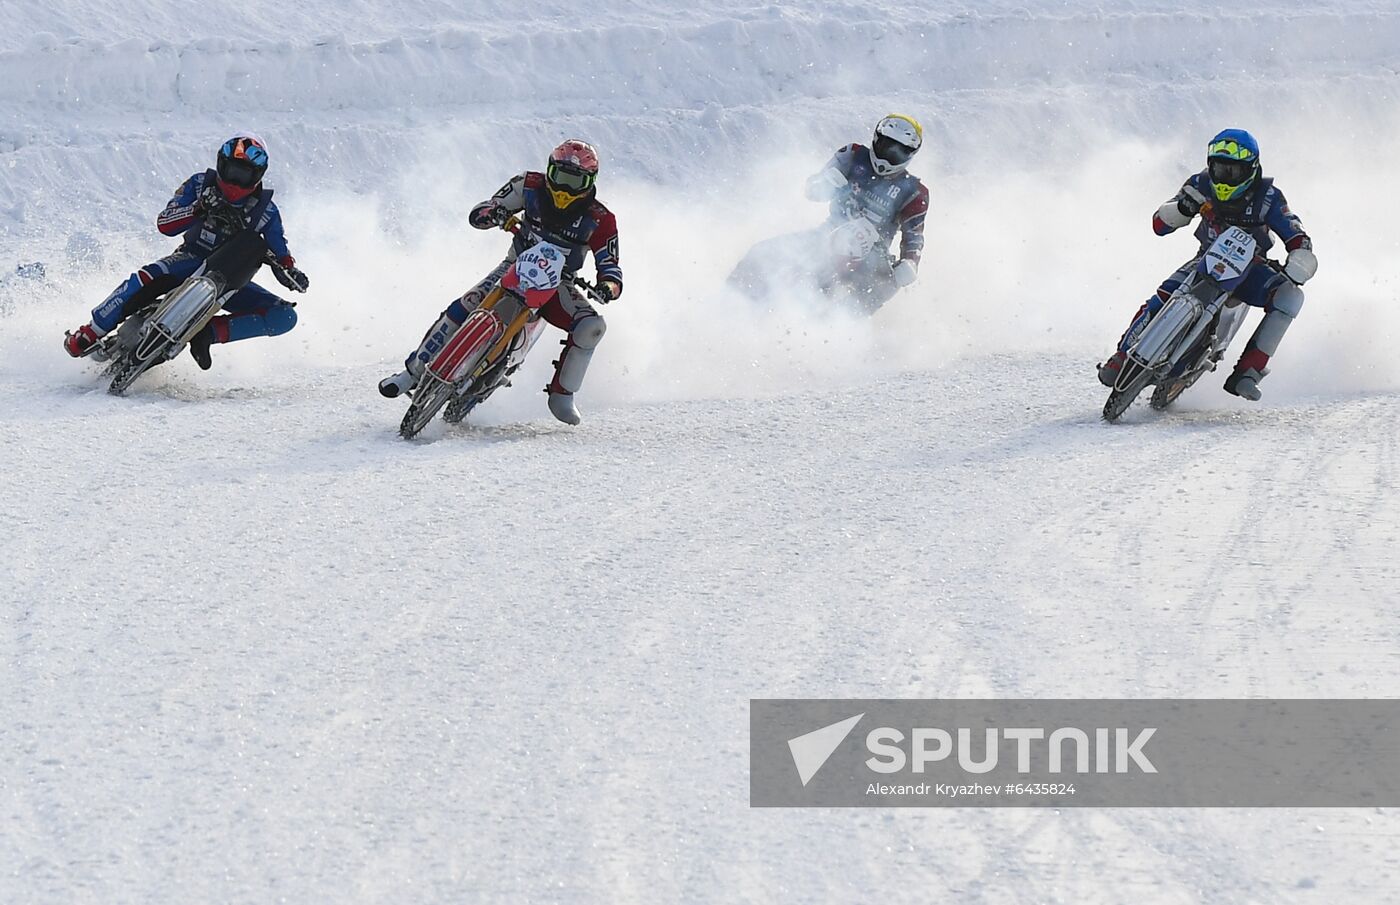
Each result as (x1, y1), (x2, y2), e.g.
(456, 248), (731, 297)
(869, 114), (923, 176)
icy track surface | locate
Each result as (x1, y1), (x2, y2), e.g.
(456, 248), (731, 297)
(3, 1), (1400, 903)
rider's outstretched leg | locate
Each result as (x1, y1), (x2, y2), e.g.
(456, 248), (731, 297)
(1225, 280), (1303, 401)
(380, 259), (511, 398)
(1099, 261), (1192, 387)
(65, 255), (194, 357)
(540, 290), (606, 426)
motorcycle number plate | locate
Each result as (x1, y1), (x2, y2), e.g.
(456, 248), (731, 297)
(513, 242), (566, 293)
(828, 217), (881, 260)
(1202, 226), (1257, 281)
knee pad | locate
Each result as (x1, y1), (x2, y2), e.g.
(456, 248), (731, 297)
(570, 313), (606, 350)
(1269, 282), (1304, 318)
(1118, 302), (1154, 352)
(263, 305), (298, 336)
(445, 298), (472, 323)
(1250, 307), (1295, 359)
(412, 313), (461, 368)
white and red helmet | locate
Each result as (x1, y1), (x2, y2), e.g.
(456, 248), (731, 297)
(545, 139), (599, 210)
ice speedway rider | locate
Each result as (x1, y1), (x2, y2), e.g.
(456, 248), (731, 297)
(731, 114), (928, 313)
(1098, 129), (1317, 400)
(63, 134), (310, 370)
(378, 139), (622, 426)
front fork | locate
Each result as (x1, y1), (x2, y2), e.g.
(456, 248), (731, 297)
(424, 286), (534, 386)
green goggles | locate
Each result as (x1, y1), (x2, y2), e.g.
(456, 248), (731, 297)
(547, 161), (595, 193)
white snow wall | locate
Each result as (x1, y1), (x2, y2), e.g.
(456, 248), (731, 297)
(3, 0), (1400, 402)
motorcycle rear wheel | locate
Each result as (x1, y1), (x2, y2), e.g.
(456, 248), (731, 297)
(442, 390), (480, 425)
(1150, 348), (1216, 411)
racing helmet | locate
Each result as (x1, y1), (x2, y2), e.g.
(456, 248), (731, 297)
(546, 139), (600, 212)
(1206, 129), (1260, 203)
(869, 114), (922, 176)
(216, 134), (269, 202)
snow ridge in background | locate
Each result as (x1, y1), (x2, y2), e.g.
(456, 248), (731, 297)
(2, 1), (1400, 404)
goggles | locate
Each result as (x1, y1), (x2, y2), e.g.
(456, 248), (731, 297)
(872, 134), (916, 167)
(547, 161), (595, 193)
(1208, 157), (1254, 187)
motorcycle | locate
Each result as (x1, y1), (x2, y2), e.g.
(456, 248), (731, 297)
(396, 218), (607, 440)
(817, 208), (897, 313)
(1102, 225), (1264, 422)
(72, 229), (295, 395)
(728, 196), (895, 314)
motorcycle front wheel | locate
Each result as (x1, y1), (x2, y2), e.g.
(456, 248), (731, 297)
(107, 344), (167, 395)
(399, 375), (456, 439)
(1102, 361), (1153, 423)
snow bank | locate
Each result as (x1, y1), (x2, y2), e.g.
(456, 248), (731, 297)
(2, 0), (1399, 404)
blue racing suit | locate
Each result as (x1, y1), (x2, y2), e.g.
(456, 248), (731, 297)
(90, 170), (298, 343)
(1118, 172), (1312, 352)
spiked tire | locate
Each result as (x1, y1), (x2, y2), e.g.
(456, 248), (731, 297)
(442, 391), (480, 424)
(398, 375), (455, 439)
(1149, 378), (1187, 410)
(107, 346), (163, 396)
(1102, 361), (1152, 423)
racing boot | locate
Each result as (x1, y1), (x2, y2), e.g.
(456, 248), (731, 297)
(187, 317), (230, 371)
(188, 332), (213, 370)
(1223, 285), (1302, 402)
(547, 387), (581, 425)
(1223, 361), (1265, 401)
(544, 313), (606, 425)
(1097, 350), (1127, 387)
(378, 363), (419, 398)
(63, 323), (103, 357)
(379, 313), (458, 398)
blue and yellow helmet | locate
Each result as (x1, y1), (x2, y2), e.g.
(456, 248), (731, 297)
(1206, 129), (1260, 203)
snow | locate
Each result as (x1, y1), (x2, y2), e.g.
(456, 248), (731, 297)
(3, 0), (1400, 902)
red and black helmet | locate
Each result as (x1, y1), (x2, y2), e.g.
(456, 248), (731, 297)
(545, 139), (599, 211)
(216, 134), (269, 201)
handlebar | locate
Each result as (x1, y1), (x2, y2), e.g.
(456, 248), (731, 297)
(571, 276), (609, 305)
(262, 250), (307, 301)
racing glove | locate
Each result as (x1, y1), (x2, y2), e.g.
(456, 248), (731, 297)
(194, 184), (224, 215)
(1157, 186), (1208, 231)
(274, 256), (310, 293)
(1177, 185), (1209, 218)
(469, 202), (512, 230)
(595, 279), (622, 302)
(892, 258), (918, 288)
(1284, 247), (1318, 285)
(196, 185), (242, 225)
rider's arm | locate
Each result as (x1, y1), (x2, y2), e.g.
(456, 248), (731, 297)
(896, 183), (929, 266)
(258, 201), (294, 265)
(588, 208), (623, 298)
(804, 145), (859, 202)
(468, 173), (527, 229)
(156, 173), (202, 237)
(1266, 186), (1317, 283)
(1152, 175), (1210, 236)
(1265, 186), (1310, 252)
